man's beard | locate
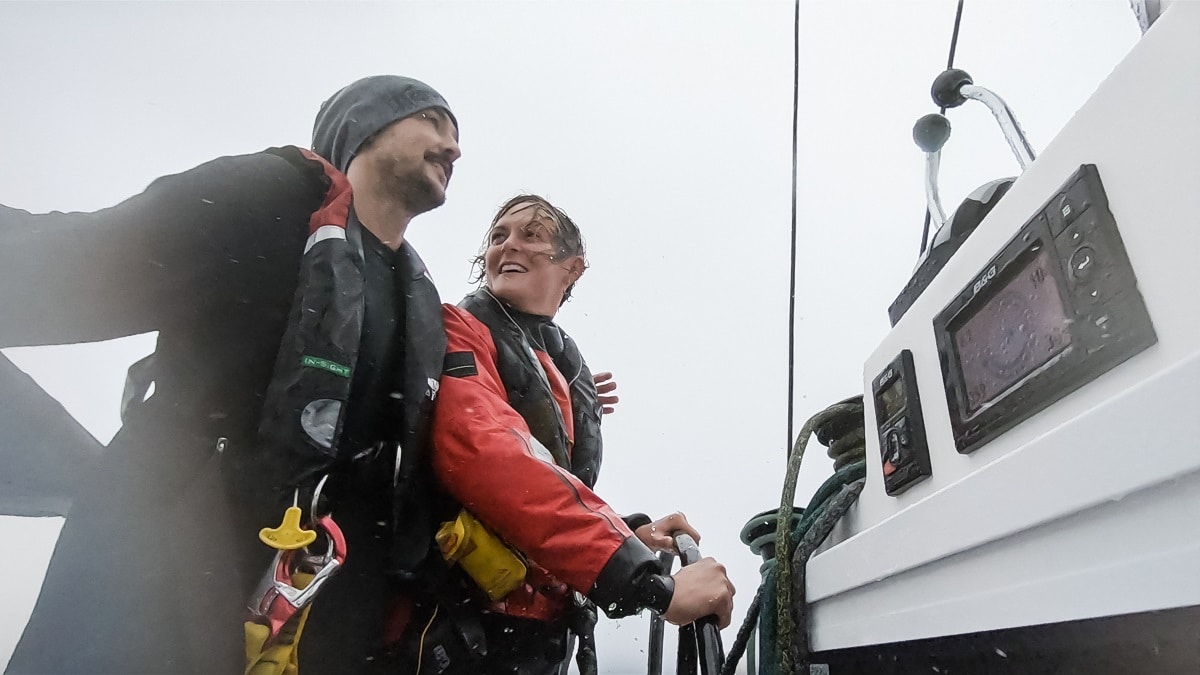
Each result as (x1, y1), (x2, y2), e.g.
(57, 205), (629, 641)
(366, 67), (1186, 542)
(381, 156), (446, 215)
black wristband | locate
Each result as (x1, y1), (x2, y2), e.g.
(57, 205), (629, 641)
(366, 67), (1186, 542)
(589, 538), (662, 618)
(639, 573), (675, 615)
(623, 512), (652, 531)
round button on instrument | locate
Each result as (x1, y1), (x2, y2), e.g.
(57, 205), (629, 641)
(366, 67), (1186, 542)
(1070, 245), (1097, 281)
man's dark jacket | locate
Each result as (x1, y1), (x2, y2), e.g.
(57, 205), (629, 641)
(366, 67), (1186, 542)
(0, 146), (445, 673)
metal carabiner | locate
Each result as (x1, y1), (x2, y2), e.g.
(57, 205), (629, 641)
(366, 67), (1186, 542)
(247, 512), (348, 645)
(276, 514), (348, 609)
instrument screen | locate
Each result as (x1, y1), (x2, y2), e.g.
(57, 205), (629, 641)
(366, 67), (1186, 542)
(877, 377), (907, 423)
(951, 246), (1072, 413)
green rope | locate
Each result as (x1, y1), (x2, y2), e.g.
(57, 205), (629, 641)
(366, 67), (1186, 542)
(720, 586), (764, 675)
(721, 458), (865, 675)
(787, 475), (866, 669)
(773, 401), (863, 674)
(826, 425), (866, 469)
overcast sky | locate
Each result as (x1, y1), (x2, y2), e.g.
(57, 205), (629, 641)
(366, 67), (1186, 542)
(0, 2), (1140, 672)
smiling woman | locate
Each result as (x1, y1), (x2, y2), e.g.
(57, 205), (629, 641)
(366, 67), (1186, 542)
(478, 195), (587, 316)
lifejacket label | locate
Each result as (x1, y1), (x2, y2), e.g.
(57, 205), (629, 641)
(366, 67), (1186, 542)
(301, 355), (352, 378)
(444, 351), (478, 378)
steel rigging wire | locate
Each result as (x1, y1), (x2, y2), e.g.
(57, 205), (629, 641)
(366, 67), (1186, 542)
(786, 0), (800, 456)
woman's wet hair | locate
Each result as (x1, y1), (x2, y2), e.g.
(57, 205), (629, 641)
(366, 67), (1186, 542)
(471, 194), (588, 305)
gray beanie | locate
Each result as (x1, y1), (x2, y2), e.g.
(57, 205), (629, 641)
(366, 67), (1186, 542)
(311, 75), (457, 173)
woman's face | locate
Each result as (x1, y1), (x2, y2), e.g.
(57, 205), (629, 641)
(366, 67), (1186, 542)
(484, 201), (581, 317)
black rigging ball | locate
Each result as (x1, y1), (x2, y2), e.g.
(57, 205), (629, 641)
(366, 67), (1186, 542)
(913, 114), (952, 153)
(931, 68), (973, 109)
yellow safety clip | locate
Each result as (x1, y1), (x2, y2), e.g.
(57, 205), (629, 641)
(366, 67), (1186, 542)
(258, 492), (317, 551)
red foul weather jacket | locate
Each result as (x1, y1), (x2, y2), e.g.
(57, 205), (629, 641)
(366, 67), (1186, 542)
(432, 295), (662, 623)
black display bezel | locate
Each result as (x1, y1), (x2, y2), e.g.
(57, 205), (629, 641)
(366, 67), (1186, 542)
(933, 165), (1157, 454)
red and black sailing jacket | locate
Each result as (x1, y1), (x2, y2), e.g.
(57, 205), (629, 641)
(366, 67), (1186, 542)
(433, 289), (660, 623)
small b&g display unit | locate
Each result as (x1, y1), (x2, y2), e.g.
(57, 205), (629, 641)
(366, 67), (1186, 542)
(872, 350), (932, 495)
(933, 165), (1156, 454)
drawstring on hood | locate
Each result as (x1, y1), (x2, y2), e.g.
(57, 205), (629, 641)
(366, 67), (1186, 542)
(311, 75), (457, 173)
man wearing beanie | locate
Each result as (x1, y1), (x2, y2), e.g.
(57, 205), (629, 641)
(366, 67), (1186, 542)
(0, 75), (461, 673)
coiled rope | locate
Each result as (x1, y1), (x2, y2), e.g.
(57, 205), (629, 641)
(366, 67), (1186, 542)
(721, 400), (867, 675)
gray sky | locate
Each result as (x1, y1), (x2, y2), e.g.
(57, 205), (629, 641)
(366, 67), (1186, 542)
(0, 1), (1139, 672)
